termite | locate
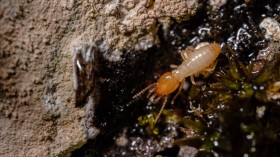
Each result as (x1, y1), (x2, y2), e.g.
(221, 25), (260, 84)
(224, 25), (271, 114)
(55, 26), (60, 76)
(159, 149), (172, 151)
(133, 43), (222, 123)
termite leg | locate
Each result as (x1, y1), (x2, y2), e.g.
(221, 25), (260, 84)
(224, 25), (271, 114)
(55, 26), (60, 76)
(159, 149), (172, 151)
(154, 96), (168, 123)
(190, 75), (196, 85)
(181, 47), (193, 60)
(205, 61), (218, 72)
(181, 51), (188, 60)
(133, 83), (157, 99)
(170, 64), (178, 69)
(171, 80), (185, 105)
(200, 61), (218, 78)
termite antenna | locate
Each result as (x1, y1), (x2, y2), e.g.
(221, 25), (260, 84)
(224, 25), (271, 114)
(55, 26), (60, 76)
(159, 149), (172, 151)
(154, 96), (168, 124)
(132, 83), (157, 99)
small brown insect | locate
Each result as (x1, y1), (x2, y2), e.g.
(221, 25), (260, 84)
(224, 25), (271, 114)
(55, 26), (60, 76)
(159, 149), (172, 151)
(134, 43), (222, 123)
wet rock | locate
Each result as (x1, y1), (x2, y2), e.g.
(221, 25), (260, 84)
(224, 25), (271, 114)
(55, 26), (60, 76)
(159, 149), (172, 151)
(74, 0), (199, 61)
(209, 0), (227, 10)
(259, 17), (280, 41)
(178, 146), (198, 157)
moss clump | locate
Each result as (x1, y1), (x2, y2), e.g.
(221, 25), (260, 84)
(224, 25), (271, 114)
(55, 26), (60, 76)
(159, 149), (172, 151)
(138, 113), (159, 135)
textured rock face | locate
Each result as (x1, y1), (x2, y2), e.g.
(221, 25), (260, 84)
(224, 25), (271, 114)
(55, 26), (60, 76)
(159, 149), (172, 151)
(259, 17), (280, 41)
(0, 0), (198, 157)
(0, 1), (88, 156)
(72, 0), (199, 61)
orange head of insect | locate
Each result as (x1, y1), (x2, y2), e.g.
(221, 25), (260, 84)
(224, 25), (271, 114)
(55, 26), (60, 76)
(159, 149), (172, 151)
(146, 72), (181, 102)
(155, 72), (180, 97)
(132, 72), (181, 123)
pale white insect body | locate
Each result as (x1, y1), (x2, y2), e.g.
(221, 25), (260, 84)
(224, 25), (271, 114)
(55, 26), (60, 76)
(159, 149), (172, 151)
(172, 43), (221, 82)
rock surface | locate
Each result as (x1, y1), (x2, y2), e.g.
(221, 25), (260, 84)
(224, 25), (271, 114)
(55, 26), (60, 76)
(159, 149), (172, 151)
(259, 17), (280, 41)
(0, 0), (199, 156)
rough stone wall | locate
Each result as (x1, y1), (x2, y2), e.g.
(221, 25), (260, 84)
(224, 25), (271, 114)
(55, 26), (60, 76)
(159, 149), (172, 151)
(0, 0), (198, 156)
(0, 0), (88, 156)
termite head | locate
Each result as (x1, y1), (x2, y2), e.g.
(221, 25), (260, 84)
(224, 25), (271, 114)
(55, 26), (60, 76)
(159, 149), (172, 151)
(133, 72), (180, 101)
(133, 72), (180, 123)
(155, 72), (180, 96)
(133, 72), (180, 100)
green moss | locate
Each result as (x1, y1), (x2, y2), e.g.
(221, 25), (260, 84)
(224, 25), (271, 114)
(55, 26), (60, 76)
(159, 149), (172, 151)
(137, 113), (159, 135)
(182, 119), (204, 133)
